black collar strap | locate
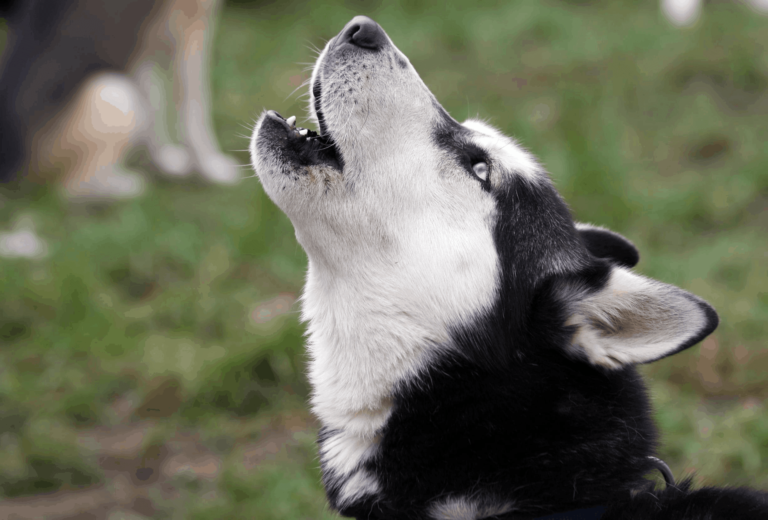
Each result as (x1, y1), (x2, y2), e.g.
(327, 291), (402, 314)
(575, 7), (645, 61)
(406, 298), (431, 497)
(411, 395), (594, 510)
(646, 456), (675, 487)
(529, 457), (675, 520)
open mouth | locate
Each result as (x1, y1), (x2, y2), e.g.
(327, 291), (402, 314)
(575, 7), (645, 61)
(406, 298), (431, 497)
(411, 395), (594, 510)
(261, 78), (343, 172)
(308, 77), (343, 169)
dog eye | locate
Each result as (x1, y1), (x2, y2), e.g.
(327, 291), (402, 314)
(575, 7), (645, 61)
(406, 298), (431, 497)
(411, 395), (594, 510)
(472, 162), (489, 182)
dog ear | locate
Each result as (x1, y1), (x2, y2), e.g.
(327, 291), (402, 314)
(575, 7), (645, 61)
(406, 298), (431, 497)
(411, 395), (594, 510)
(563, 265), (718, 369)
(576, 222), (640, 268)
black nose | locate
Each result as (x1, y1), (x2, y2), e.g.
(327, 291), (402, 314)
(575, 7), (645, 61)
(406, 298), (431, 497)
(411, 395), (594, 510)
(337, 16), (387, 50)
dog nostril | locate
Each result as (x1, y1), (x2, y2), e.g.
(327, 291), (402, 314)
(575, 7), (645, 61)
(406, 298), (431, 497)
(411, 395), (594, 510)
(340, 16), (387, 50)
(348, 24), (362, 40)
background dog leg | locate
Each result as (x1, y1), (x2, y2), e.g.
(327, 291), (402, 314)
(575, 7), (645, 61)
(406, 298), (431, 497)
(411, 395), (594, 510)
(57, 73), (147, 201)
(28, 72), (147, 202)
(133, 59), (193, 178)
(174, 0), (240, 184)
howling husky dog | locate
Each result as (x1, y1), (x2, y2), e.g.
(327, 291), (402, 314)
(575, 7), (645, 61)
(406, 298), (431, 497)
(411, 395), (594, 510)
(250, 16), (768, 520)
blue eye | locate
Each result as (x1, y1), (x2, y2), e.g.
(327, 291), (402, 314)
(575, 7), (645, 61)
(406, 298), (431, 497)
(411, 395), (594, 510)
(472, 162), (488, 181)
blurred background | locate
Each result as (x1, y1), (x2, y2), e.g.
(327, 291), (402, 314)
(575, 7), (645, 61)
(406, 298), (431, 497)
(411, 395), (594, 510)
(0, 0), (766, 518)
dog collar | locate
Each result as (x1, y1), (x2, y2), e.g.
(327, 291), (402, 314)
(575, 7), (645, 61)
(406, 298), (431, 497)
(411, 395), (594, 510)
(646, 456), (675, 487)
(529, 457), (675, 520)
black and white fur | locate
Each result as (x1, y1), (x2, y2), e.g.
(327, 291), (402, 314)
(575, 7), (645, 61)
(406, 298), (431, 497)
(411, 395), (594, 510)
(249, 16), (768, 520)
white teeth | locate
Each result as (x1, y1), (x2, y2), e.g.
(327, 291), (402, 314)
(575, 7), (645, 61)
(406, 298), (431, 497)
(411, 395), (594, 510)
(299, 129), (308, 136)
(286, 116), (296, 127)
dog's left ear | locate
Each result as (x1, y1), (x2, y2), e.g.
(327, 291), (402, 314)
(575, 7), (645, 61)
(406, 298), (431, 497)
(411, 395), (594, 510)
(563, 265), (718, 369)
(576, 223), (639, 268)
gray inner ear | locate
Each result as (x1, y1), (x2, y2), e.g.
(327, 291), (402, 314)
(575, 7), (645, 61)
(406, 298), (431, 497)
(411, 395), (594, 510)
(565, 267), (718, 369)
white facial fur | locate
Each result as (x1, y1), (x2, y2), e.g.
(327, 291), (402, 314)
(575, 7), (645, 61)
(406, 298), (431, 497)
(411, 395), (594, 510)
(250, 20), (541, 491)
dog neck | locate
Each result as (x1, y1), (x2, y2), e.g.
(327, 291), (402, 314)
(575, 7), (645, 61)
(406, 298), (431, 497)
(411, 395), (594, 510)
(297, 199), (499, 438)
(301, 260), (449, 438)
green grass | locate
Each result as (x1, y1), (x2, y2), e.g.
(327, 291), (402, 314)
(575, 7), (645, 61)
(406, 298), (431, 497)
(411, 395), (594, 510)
(1, 0), (767, 517)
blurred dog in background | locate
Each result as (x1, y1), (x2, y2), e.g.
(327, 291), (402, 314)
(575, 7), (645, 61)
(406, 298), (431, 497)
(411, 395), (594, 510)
(0, 0), (239, 203)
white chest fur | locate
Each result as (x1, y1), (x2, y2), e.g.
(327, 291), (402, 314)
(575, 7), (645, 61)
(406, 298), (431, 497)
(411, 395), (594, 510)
(300, 194), (499, 440)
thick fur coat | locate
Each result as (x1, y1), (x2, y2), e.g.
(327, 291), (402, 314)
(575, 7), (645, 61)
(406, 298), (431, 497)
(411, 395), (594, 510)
(250, 16), (768, 520)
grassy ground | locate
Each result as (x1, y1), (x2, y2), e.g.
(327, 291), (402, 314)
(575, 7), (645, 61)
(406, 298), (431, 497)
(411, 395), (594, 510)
(1, 0), (767, 518)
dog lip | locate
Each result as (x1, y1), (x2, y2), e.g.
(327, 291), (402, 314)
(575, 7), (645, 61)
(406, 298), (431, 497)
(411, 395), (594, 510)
(261, 110), (342, 170)
(312, 79), (329, 138)
(266, 110), (289, 127)
(264, 110), (320, 140)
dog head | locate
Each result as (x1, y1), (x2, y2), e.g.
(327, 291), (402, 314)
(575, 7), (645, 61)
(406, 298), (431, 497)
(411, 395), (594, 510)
(250, 16), (717, 406)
